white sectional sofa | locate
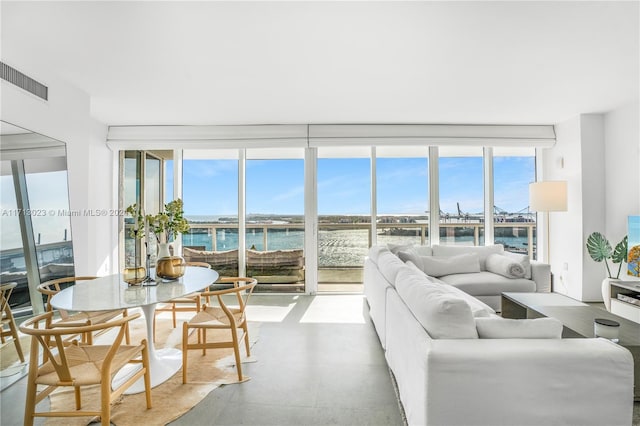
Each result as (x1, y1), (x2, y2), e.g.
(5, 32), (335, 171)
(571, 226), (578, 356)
(364, 244), (635, 426)
(389, 243), (551, 311)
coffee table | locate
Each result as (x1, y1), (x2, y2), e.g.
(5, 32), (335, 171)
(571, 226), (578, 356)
(502, 292), (640, 401)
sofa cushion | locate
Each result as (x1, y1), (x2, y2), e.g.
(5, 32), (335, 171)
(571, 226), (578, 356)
(431, 244), (504, 270)
(413, 245), (433, 256)
(475, 317), (563, 339)
(405, 261), (495, 317)
(377, 251), (408, 287)
(395, 268), (479, 339)
(438, 271), (536, 296)
(503, 251), (532, 279)
(387, 242), (416, 255)
(396, 249), (422, 266)
(420, 253), (481, 277)
(368, 245), (390, 263)
(485, 253), (526, 278)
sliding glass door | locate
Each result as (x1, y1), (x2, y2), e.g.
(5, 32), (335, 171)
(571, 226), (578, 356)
(438, 147), (484, 246)
(493, 147), (537, 258)
(182, 150), (239, 277)
(246, 149), (305, 292)
(317, 147), (371, 290)
(376, 146), (430, 247)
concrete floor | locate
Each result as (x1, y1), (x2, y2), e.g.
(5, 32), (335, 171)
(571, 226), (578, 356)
(0, 295), (404, 426)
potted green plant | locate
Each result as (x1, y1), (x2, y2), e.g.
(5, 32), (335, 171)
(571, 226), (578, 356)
(145, 199), (190, 246)
(145, 199), (190, 280)
(586, 232), (628, 310)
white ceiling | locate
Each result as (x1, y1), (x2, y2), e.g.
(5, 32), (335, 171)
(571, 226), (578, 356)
(1, 1), (638, 126)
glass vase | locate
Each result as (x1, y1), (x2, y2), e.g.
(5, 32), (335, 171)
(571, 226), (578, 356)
(155, 242), (186, 280)
(123, 266), (146, 285)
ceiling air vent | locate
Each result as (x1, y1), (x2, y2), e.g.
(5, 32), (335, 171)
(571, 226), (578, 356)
(0, 62), (48, 101)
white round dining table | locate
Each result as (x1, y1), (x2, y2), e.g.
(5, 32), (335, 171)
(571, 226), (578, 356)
(50, 266), (218, 394)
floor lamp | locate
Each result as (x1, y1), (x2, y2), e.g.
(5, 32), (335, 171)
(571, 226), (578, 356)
(529, 181), (568, 289)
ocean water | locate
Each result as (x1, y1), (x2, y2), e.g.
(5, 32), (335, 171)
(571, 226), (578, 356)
(180, 228), (532, 267)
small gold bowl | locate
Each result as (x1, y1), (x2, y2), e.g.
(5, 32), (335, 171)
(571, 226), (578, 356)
(123, 266), (146, 285)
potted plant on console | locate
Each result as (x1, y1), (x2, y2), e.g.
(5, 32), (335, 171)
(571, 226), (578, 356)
(146, 199), (190, 280)
(586, 232), (627, 311)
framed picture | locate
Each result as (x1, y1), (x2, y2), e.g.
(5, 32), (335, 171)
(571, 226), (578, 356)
(628, 215), (640, 277)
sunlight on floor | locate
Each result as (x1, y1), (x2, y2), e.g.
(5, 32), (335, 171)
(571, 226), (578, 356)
(299, 295), (366, 324)
(245, 301), (297, 323)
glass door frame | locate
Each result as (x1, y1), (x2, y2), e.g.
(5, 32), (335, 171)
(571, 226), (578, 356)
(118, 150), (165, 274)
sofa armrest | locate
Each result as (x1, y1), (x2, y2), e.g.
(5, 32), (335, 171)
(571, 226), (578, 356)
(530, 261), (551, 292)
(425, 338), (633, 426)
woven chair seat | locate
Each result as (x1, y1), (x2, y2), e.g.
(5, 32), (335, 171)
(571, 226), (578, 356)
(187, 306), (244, 328)
(36, 343), (144, 386)
(20, 311), (151, 426)
(165, 292), (200, 304)
(153, 263), (213, 342)
(182, 277), (256, 384)
(51, 309), (124, 328)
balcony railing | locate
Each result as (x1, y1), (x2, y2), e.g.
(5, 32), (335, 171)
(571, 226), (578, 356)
(181, 221), (537, 265)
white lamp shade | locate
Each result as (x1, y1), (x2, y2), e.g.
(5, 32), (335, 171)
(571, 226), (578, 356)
(529, 181), (567, 212)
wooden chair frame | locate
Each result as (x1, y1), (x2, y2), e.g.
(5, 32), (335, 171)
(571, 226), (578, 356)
(20, 311), (151, 426)
(153, 262), (212, 342)
(38, 276), (130, 349)
(182, 277), (257, 383)
(0, 282), (25, 363)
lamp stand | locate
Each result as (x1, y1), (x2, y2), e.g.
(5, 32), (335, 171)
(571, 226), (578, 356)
(545, 211), (550, 265)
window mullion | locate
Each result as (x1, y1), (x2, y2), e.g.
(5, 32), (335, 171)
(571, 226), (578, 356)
(484, 147), (494, 245)
(428, 146), (440, 245)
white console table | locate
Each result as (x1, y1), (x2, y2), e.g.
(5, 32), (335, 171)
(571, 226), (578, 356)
(610, 280), (640, 324)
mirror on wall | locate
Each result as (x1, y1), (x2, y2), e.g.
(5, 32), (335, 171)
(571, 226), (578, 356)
(0, 121), (75, 388)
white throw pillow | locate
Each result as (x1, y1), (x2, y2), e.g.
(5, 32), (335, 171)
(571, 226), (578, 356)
(503, 251), (532, 279)
(475, 317), (563, 339)
(405, 261), (495, 318)
(395, 267), (479, 339)
(431, 244), (504, 270)
(485, 253), (526, 279)
(420, 253), (481, 277)
(415, 292), (479, 339)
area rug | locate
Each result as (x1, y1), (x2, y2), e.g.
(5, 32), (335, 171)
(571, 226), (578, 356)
(45, 311), (259, 426)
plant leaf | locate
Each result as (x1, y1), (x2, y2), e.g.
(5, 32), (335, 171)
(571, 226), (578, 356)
(586, 232), (612, 262)
(612, 235), (628, 264)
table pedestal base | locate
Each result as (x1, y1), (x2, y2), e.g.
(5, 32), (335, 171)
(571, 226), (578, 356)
(113, 347), (182, 394)
(112, 304), (183, 394)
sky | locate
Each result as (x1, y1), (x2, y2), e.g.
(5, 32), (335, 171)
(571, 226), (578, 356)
(1, 154), (535, 250)
(179, 156), (535, 217)
(1, 169), (73, 250)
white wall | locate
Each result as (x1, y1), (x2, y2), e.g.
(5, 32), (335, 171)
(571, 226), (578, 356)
(543, 116), (586, 300)
(579, 115), (607, 301)
(604, 100), (640, 246)
(1, 64), (114, 276)
(546, 106), (640, 302)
